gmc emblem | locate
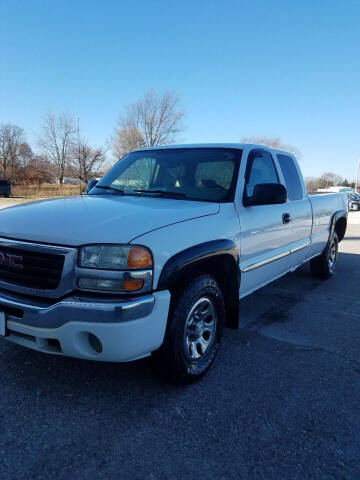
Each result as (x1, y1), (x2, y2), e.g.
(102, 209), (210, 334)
(0, 252), (24, 270)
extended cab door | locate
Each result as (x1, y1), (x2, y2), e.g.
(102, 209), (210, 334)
(236, 148), (301, 297)
(275, 153), (312, 265)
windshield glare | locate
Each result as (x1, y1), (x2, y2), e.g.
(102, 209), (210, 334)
(91, 148), (241, 202)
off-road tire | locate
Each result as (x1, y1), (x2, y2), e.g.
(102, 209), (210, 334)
(310, 232), (338, 279)
(151, 275), (225, 384)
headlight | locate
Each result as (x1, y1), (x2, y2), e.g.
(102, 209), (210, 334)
(78, 244), (153, 293)
(79, 245), (152, 270)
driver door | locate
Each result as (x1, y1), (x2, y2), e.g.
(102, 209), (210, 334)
(237, 149), (294, 297)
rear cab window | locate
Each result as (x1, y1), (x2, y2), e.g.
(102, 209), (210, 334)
(277, 154), (303, 201)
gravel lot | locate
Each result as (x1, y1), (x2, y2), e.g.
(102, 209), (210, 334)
(0, 206), (359, 480)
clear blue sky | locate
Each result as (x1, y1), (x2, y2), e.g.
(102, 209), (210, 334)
(1, 0), (359, 179)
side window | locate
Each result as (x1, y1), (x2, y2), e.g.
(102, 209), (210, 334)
(245, 151), (279, 197)
(277, 154), (303, 201)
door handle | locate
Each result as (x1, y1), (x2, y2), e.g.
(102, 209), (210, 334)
(282, 213), (291, 224)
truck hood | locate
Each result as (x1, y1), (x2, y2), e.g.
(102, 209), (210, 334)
(0, 195), (219, 246)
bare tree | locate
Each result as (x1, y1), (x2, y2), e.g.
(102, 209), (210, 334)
(18, 142), (33, 167)
(318, 172), (343, 189)
(18, 155), (54, 186)
(304, 176), (321, 193)
(305, 172), (345, 192)
(240, 136), (301, 159)
(71, 138), (105, 184)
(38, 112), (76, 184)
(0, 124), (25, 179)
(113, 90), (185, 158)
(113, 127), (145, 159)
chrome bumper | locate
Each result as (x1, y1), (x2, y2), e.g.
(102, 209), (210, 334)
(0, 289), (156, 328)
(0, 290), (171, 362)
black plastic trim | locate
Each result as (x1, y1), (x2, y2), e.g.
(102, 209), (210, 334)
(158, 240), (238, 288)
(330, 210), (347, 242)
(158, 239), (240, 329)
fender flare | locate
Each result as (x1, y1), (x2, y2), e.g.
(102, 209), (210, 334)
(157, 239), (240, 329)
(329, 210), (347, 242)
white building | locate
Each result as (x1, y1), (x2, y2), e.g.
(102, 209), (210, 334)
(317, 186), (355, 193)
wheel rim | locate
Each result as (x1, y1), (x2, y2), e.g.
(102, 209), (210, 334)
(184, 297), (217, 361)
(328, 239), (337, 272)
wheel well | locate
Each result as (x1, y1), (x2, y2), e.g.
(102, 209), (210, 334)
(166, 254), (240, 330)
(335, 216), (347, 242)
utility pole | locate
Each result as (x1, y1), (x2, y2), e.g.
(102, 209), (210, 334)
(77, 117), (81, 194)
(356, 159), (360, 193)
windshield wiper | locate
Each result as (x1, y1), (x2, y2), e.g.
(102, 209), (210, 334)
(95, 185), (124, 194)
(133, 189), (186, 198)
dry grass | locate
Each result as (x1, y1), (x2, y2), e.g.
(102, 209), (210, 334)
(0, 197), (40, 206)
(12, 184), (82, 198)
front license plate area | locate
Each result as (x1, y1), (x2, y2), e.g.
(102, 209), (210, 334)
(0, 311), (5, 336)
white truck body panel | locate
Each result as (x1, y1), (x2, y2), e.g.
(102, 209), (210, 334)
(0, 195), (218, 246)
(133, 203), (241, 288)
(135, 144), (347, 298)
(308, 193), (348, 258)
(0, 143), (348, 363)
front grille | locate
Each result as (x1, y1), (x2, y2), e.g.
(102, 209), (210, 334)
(0, 304), (23, 318)
(0, 246), (65, 290)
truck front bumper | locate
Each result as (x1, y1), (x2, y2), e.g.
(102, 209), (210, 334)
(0, 290), (171, 362)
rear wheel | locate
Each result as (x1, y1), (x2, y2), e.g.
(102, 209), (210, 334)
(151, 275), (225, 383)
(310, 232), (338, 279)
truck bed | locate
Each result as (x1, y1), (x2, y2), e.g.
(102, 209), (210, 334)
(307, 192), (348, 258)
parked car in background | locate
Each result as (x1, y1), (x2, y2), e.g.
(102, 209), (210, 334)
(347, 193), (360, 211)
(0, 144), (348, 382)
(0, 180), (11, 198)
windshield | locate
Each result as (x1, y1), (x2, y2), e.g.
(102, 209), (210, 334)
(91, 148), (241, 202)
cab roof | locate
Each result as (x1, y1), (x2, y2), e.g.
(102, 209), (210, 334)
(134, 143), (293, 156)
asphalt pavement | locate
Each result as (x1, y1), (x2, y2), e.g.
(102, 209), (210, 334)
(0, 212), (359, 479)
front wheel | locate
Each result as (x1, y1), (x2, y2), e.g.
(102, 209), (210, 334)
(151, 275), (225, 383)
(310, 232), (338, 279)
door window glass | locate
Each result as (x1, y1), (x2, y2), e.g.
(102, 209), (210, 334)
(246, 151), (278, 197)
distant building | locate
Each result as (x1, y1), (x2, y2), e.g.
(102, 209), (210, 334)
(317, 186), (355, 193)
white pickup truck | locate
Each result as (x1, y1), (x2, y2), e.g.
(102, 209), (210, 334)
(0, 144), (347, 382)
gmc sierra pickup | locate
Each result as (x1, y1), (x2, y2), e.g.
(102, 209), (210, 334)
(0, 144), (347, 382)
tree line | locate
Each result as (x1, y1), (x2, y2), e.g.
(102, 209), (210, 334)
(3, 88), (346, 191)
(0, 117), (106, 186)
(304, 172), (356, 192)
(0, 90), (185, 187)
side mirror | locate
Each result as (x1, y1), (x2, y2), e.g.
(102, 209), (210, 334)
(86, 179), (98, 194)
(244, 183), (287, 207)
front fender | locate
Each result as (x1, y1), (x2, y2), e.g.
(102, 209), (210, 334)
(157, 239), (239, 289)
(157, 240), (240, 329)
